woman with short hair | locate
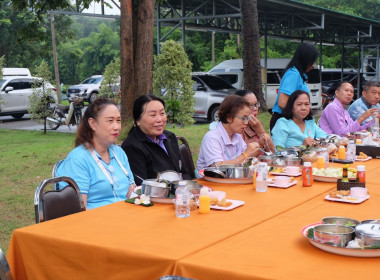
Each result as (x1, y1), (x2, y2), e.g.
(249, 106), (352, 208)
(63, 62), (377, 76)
(57, 98), (136, 209)
(121, 94), (192, 186)
(197, 95), (261, 171)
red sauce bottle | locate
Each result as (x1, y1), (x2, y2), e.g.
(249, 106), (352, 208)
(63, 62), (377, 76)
(302, 162), (313, 187)
(357, 165), (365, 183)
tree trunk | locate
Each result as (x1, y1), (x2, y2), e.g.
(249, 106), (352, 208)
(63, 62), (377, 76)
(239, 0), (268, 111)
(120, 0), (154, 124)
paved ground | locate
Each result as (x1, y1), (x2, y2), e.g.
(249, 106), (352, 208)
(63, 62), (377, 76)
(0, 115), (78, 133)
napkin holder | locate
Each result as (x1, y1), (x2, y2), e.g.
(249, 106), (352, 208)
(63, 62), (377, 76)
(337, 179), (365, 191)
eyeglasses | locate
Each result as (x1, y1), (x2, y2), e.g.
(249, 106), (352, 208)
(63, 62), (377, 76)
(235, 115), (251, 123)
(249, 103), (260, 110)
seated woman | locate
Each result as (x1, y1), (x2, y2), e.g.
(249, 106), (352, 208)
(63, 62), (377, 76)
(272, 90), (328, 148)
(57, 98), (136, 210)
(234, 90), (275, 153)
(121, 94), (192, 186)
(319, 81), (376, 136)
(197, 95), (261, 171)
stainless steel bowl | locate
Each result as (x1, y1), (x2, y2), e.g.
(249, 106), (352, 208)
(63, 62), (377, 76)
(314, 224), (355, 247)
(361, 219), (380, 224)
(322, 217), (360, 228)
(258, 155), (272, 165)
(171, 180), (202, 196)
(355, 223), (380, 248)
(141, 179), (171, 198)
(271, 155), (286, 167)
(284, 156), (301, 167)
(219, 164), (252, 179)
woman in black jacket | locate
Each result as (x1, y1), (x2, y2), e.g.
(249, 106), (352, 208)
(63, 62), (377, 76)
(121, 94), (192, 185)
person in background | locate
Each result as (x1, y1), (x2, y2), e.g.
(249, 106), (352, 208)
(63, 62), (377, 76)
(121, 94), (192, 186)
(319, 81), (377, 136)
(270, 43), (319, 131)
(57, 98), (136, 210)
(234, 90), (275, 153)
(272, 90), (328, 149)
(197, 95), (261, 171)
(348, 81), (380, 124)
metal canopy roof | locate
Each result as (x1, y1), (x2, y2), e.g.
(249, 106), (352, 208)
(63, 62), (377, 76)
(156, 0), (380, 45)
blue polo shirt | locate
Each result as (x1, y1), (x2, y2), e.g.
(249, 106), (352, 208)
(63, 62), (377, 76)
(57, 144), (135, 209)
(272, 67), (309, 114)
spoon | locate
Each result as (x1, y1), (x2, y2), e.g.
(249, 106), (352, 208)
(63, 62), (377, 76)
(260, 148), (272, 156)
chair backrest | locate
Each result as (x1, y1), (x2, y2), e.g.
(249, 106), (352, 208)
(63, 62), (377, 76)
(34, 176), (86, 223)
(176, 136), (196, 179)
(0, 248), (13, 280)
(52, 159), (65, 190)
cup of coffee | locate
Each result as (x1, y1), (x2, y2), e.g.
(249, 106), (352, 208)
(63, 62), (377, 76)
(273, 176), (290, 186)
(283, 166), (300, 175)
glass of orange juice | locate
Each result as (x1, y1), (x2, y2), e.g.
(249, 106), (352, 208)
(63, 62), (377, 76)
(316, 156), (325, 169)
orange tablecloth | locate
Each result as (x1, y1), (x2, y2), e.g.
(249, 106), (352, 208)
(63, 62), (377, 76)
(7, 160), (380, 279)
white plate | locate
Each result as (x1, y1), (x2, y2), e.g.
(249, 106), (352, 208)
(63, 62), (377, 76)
(203, 176), (253, 184)
(301, 223), (380, 257)
(210, 199), (245, 210)
(267, 180), (297, 188)
(355, 156), (372, 162)
(324, 195), (370, 204)
(270, 172), (302, 177)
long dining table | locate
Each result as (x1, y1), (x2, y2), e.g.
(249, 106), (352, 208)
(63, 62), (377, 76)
(7, 159), (380, 280)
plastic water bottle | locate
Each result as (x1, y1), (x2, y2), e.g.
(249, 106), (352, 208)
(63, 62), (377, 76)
(175, 181), (190, 218)
(346, 140), (356, 161)
(256, 162), (268, 192)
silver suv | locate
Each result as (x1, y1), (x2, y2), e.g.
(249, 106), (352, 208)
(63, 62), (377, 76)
(0, 76), (56, 119)
(67, 75), (103, 103)
(192, 74), (238, 121)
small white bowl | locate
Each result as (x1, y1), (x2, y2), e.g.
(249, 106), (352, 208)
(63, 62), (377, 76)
(350, 187), (367, 198)
(209, 191), (226, 200)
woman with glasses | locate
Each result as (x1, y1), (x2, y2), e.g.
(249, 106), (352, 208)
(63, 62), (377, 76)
(197, 95), (261, 171)
(271, 90), (328, 149)
(57, 98), (136, 209)
(121, 95), (192, 186)
(234, 90), (275, 153)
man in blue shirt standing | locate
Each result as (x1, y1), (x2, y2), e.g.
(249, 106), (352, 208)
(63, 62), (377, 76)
(348, 81), (380, 124)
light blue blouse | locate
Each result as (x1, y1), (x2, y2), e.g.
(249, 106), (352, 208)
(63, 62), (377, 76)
(57, 144), (135, 209)
(272, 118), (328, 149)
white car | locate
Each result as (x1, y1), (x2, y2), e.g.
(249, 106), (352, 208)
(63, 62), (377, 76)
(67, 75), (120, 103)
(0, 76), (56, 119)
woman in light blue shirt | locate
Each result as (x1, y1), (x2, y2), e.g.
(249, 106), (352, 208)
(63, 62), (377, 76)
(270, 43), (319, 131)
(57, 98), (135, 209)
(272, 90), (328, 149)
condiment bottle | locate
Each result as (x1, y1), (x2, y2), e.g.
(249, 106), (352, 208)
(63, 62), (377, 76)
(337, 145), (346, 160)
(302, 162), (313, 187)
(199, 187), (210, 214)
(341, 164), (349, 182)
(357, 165), (366, 183)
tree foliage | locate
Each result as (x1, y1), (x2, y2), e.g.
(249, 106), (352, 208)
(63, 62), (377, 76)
(28, 60), (56, 134)
(153, 40), (195, 126)
(99, 57), (120, 102)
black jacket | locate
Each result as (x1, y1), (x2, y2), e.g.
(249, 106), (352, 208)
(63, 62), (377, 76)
(121, 126), (192, 185)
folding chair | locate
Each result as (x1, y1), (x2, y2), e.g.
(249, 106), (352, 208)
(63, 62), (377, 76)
(52, 159), (64, 190)
(176, 136), (196, 179)
(0, 248), (13, 280)
(34, 176), (86, 223)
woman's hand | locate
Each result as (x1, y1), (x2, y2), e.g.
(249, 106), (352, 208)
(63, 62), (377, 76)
(248, 114), (266, 134)
(245, 142), (261, 157)
(303, 137), (316, 146)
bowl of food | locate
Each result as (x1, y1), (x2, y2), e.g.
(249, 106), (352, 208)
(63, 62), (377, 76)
(355, 223), (380, 248)
(141, 179), (171, 198)
(219, 164), (252, 179)
(322, 217), (360, 228)
(314, 224), (355, 247)
(171, 180), (202, 196)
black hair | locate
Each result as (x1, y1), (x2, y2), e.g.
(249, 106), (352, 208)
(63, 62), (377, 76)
(363, 80), (380, 92)
(282, 90), (313, 121)
(75, 98), (117, 147)
(284, 43), (319, 82)
(234, 90), (254, 97)
(218, 95), (250, 124)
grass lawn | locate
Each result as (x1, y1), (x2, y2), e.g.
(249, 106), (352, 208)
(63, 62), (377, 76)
(0, 111), (271, 253)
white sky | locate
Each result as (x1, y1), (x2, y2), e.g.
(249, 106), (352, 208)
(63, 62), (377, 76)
(81, 1), (120, 16)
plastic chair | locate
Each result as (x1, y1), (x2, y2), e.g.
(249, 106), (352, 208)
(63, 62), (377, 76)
(52, 159), (64, 190)
(176, 136), (196, 179)
(0, 248), (13, 280)
(34, 176), (86, 223)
